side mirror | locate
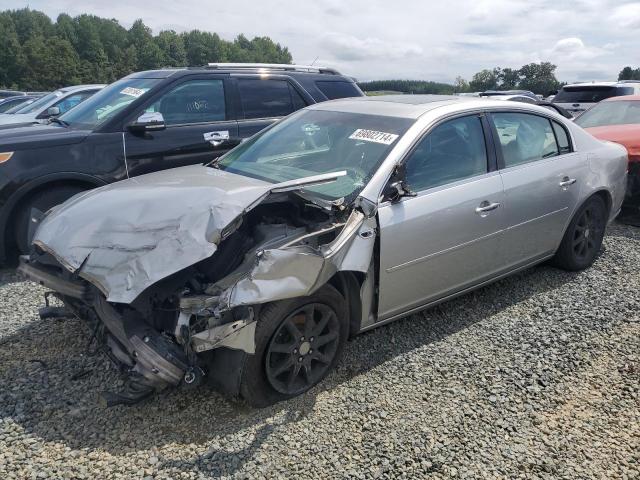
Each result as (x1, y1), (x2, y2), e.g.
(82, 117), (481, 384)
(128, 112), (166, 133)
(46, 106), (60, 117)
(382, 180), (416, 203)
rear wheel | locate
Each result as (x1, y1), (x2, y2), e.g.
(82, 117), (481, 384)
(14, 186), (86, 254)
(553, 195), (607, 271)
(240, 284), (347, 407)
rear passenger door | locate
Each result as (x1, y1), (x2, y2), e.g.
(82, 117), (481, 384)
(123, 76), (239, 178)
(233, 76), (310, 138)
(489, 111), (587, 268)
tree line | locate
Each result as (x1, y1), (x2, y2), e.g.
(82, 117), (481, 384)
(0, 8), (292, 90)
(360, 62), (564, 96)
(618, 66), (640, 81)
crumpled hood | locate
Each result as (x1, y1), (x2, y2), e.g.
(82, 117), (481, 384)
(33, 165), (274, 304)
(585, 124), (640, 162)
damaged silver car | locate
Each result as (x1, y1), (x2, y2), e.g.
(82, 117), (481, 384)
(19, 95), (628, 407)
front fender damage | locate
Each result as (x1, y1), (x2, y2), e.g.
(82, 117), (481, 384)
(177, 209), (376, 357)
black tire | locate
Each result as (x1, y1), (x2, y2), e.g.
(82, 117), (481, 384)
(14, 186), (86, 254)
(239, 284), (348, 407)
(553, 195), (607, 271)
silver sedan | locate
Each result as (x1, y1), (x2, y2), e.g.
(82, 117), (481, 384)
(20, 95), (628, 407)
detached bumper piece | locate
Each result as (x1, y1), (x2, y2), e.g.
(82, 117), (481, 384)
(19, 257), (190, 407)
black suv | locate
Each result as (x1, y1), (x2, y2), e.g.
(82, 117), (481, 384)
(0, 63), (363, 263)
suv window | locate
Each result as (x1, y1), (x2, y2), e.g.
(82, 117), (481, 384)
(405, 115), (488, 192)
(238, 79), (305, 119)
(147, 79), (226, 126)
(493, 113), (559, 167)
(315, 81), (362, 100)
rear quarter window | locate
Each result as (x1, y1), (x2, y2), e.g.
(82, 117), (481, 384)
(315, 81), (362, 100)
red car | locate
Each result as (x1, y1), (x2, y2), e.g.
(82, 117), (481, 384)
(575, 95), (640, 224)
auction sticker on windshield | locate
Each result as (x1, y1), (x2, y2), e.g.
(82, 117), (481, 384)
(120, 87), (147, 98)
(349, 129), (399, 145)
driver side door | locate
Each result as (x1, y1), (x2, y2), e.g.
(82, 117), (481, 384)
(377, 113), (507, 320)
(123, 76), (239, 178)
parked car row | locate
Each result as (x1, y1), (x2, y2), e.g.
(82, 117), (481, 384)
(1, 63), (635, 407)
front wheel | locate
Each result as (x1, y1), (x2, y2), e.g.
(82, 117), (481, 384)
(240, 284), (347, 407)
(553, 195), (607, 271)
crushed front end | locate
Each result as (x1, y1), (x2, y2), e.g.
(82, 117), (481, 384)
(19, 181), (375, 405)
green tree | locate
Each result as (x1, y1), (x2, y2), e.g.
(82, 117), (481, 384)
(155, 30), (187, 67)
(0, 13), (24, 88)
(469, 68), (499, 91)
(518, 62), (560, 94)
(498, 68), (520, 89)
(21, 36), (79, 90)
(0, 8), (295, 89)
(129, 19), (163, 70)
(618, 66), (640, 81)
(453, 76), (469, 93)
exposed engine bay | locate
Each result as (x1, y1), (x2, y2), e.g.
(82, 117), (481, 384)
(20, 184), (377, 406)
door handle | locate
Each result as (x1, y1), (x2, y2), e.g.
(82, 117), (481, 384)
(559, 177), (577, 188)
(475, 201), (501, 216)
(204, 130), (230, 147)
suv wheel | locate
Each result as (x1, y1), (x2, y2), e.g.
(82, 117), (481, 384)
(14, 186), (86, 254)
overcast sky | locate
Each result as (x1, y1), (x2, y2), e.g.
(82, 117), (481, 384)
(7, 0), (640, 83)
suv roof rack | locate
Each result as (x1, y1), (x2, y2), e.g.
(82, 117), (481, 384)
(205, 63), (341, 75)
(619, 80), (640, 84)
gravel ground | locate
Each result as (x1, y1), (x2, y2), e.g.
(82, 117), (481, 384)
(0, 222), (638, 480)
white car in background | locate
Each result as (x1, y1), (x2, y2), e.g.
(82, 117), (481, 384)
(0, 84), (105, 128)
(552, 81), (640, 116)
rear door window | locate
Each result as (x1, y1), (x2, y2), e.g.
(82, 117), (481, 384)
(492, 113), (559, 167)
(315, 81), (362, 100)
(238, 79), (305, 119)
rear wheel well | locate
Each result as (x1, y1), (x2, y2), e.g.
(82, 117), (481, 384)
(4, 179), (98, 263)
(593, 189), (612, 217)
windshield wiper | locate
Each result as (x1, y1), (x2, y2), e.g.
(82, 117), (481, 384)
(49, 117), (68, 127)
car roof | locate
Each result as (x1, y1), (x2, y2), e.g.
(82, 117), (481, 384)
(309, 94), (509, 119)
(602, 95), (640, 102)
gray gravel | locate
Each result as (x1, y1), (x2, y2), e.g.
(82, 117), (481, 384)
(1, 222), (638, 480)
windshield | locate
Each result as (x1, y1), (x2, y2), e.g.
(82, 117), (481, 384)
(575, 100), (640, 128)
(60, 78), (161, 130)
(12, 91), (61, 114)
(553, 86), (632, 103)
(217, 109), (413, 202)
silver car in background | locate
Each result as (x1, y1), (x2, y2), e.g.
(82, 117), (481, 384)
(20, 95), (628, 407)
(0, 84), (105, 127)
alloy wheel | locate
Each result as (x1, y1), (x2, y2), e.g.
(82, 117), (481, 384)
(572, 204), (603, 261)
(265, 303), (340, 395)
